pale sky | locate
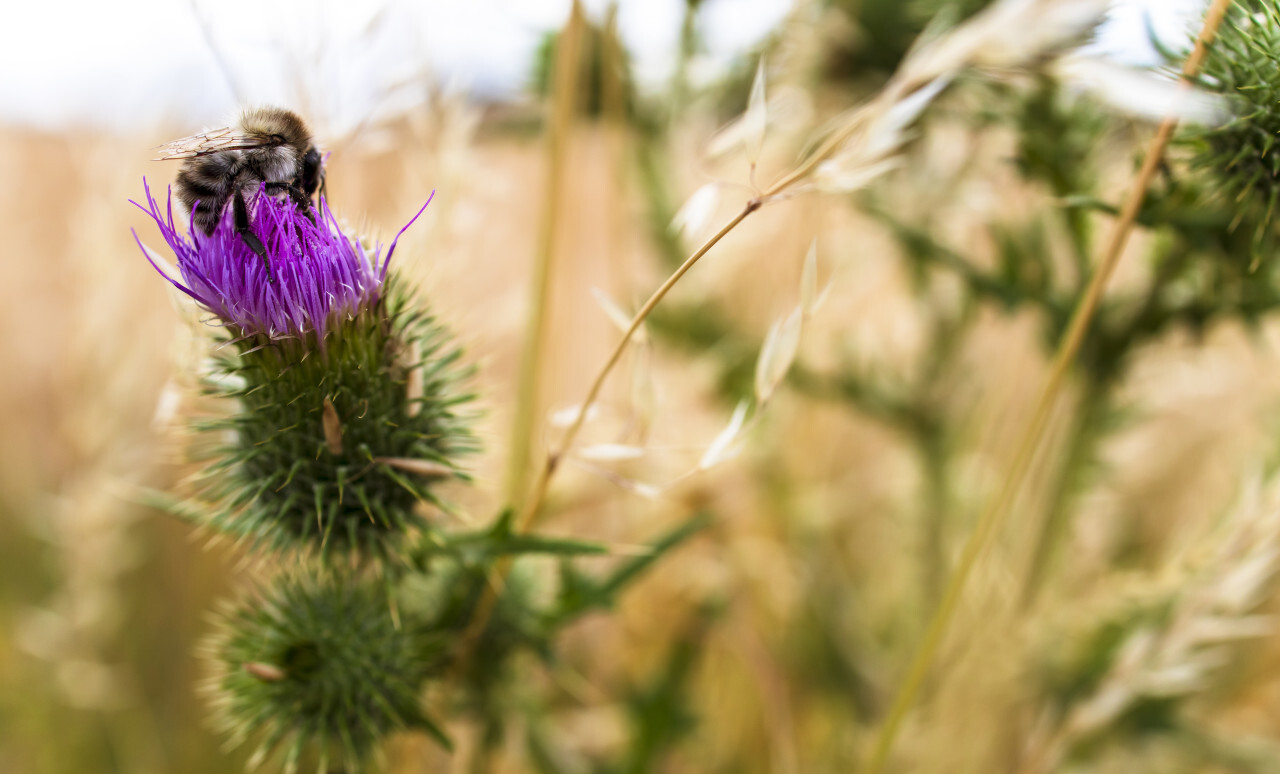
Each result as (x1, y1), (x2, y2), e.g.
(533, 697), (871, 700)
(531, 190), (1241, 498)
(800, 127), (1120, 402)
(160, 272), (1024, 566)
(0, 0), (1204, 134)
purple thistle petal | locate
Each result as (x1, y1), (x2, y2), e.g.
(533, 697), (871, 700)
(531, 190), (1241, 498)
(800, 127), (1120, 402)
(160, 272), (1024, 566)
(381, 190), (434, 283)
(130, 227), (211, 307)
(133, 178), (431, 345)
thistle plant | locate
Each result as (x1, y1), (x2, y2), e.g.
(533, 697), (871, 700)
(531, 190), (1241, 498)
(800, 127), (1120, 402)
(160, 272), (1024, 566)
(132, 180), (470, 769)
(134, 159), (706, 769)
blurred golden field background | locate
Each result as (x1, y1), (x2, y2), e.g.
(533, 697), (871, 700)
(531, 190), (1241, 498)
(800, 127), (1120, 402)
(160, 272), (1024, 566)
(8, 1), (1280, 772)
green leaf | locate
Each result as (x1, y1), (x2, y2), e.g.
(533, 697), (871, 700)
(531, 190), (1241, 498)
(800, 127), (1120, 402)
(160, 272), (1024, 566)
(553, 511), (711, 623)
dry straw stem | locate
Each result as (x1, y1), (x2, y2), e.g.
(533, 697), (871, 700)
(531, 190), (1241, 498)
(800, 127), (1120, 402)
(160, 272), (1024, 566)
(451, 0), (586, 689)
(865, 1), (1235, 771)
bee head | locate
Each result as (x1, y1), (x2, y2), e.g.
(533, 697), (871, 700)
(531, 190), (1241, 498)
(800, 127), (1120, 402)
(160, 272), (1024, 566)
(301, 148), (324, 198)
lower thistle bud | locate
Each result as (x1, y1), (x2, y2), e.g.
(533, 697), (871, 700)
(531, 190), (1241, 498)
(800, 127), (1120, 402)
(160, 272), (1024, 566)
(207, 572), (453, 773)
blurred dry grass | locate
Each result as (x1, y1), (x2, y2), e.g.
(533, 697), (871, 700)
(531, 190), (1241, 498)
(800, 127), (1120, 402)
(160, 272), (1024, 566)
(7, 41), (1280, 774)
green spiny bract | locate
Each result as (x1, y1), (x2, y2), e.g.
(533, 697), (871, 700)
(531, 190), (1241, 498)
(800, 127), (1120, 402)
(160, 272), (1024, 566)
(194, 278), (475, 561)
(207, 571), (452, 774)
(1185, 2), (1280, 260)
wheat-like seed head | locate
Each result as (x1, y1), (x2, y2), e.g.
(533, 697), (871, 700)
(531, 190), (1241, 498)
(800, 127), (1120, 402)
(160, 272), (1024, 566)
(1022, 471), (1280, 773)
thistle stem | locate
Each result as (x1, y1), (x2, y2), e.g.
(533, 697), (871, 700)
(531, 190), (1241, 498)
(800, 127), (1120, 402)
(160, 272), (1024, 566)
(864, 2), (1234, 770)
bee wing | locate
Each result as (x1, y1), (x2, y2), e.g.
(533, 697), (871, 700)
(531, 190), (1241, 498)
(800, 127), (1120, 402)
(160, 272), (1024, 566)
(153, 127), (279, 160)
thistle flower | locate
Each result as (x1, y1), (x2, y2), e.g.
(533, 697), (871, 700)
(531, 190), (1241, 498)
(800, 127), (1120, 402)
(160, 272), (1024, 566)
(133, 180), (421, 346)
(207, 572), (452, 773)
(134, 182), (475, 559)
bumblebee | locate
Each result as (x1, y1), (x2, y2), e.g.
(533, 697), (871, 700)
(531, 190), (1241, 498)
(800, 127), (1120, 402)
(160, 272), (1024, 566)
(156, 107), (324, 280)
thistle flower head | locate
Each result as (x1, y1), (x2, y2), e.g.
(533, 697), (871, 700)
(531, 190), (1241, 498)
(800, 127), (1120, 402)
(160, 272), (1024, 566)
(133, 180), (427, 345)
(135, 178), (474, 559)
(188, 280), (476, 560)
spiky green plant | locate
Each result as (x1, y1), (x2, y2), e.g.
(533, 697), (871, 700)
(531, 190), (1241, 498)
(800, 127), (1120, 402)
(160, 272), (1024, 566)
(1185, 1), (1280, 259)
(133, 176), (714, 770)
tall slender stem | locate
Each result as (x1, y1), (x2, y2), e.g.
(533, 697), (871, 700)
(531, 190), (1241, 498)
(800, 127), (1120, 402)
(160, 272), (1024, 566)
(864, 2), (1234, 770)
(454, 201), (760, 672)
(509, 66), (893, 531)
(502, 0), (584, 506)
(1020, 378), (1107, 607)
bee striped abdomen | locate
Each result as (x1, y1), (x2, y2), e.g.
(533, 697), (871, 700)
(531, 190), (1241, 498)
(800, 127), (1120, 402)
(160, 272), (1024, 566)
(176, 153), (239, 235)
(160, 107), (324, 243)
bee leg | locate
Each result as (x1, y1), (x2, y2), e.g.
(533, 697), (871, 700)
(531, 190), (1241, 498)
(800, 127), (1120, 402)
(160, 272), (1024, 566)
(288, 184), (316, 224)
(233, 188), (274, 284)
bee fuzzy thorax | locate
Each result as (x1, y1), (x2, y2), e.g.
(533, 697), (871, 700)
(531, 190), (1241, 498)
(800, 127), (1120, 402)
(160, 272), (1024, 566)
(158, 106), (325, 274)
(239, 107), (311, 143)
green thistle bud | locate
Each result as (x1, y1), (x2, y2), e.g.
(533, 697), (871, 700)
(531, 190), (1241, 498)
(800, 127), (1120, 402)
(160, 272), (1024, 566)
(199, 282), (476, 560)
(206, 572), (452, 773)
(1185, 2), (1280, 258)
